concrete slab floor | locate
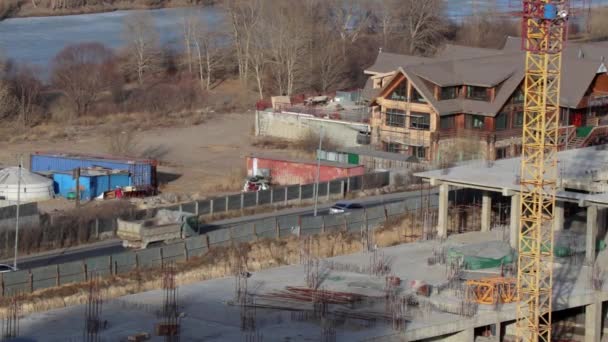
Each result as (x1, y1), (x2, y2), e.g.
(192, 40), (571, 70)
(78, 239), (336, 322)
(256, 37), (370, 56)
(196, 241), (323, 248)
(13, 228), (608, 342)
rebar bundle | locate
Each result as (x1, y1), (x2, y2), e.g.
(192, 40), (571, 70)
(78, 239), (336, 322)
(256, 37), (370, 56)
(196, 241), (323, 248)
(161, 263), (180, 342)
(240, 296), (256, 332)
(244, 331), (263, 342)
(369, 250), (391, 277)
(83, 276), (103, 342)
(1, 294), (20, 341)
(320, 321), (336, 342)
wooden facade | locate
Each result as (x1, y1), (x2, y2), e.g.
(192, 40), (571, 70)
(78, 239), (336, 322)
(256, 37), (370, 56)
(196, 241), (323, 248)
(372, 73), (525, 161)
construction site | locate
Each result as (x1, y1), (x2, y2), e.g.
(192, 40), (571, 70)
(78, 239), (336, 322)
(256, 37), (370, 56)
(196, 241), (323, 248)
(7, 224), (607, 342)
(1, 1), (608, 342)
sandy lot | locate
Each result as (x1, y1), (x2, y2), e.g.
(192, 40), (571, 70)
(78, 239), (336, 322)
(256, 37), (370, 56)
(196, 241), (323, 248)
(0, 111), (284, 197)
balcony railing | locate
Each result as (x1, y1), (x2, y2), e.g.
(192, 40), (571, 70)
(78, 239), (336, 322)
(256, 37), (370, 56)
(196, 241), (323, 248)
(437, 128), (522, 141)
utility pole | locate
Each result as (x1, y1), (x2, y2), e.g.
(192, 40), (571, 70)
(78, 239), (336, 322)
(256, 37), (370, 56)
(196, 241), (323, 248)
(74, 167), (81, 208)
(13, 155), (22, 270)
(313, 127), (324, 217)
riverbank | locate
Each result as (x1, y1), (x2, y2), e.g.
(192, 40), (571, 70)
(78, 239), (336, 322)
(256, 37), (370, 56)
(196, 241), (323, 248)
(0, 0), (213, 21)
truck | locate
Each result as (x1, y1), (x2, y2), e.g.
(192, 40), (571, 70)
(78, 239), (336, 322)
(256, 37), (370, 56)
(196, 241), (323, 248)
(117, 209), (198, 249)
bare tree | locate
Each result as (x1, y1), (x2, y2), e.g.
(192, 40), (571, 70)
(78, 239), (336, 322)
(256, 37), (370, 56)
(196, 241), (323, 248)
(181, 14), (196, 74)
(0, 80), (17, 120)
(454, 10), (519, 48)
(248, 22), (268, 99)
(263, 1), (309, 96)
(401, 0), (446, 55)
(52, 42), (116, 116)
(224, 0), (261, 83)
(316, 29), (345, 92)
(192, 21), (224, 91)
(590, 8), (608, 40)
(11, 66), (42, 126)
(123, 12), (160, 84)
(369, 0), (399, 49)
(329, 0), (371, 58)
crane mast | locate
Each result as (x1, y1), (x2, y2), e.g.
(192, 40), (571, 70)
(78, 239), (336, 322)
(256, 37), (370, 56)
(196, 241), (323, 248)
(516, 1), (568, 341)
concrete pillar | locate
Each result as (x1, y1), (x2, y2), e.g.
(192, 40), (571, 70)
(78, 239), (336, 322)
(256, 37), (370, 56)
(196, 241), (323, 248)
(554, 201), (565, 231)
(510, 195), (521, 250)
(481, 191), (492, 232)
(494, 322), (502, 341)
(598, 208), (607, 239)
(587, 205), (598, 265)
(585, 301), (602, 342)
(437, 183), (449, 238)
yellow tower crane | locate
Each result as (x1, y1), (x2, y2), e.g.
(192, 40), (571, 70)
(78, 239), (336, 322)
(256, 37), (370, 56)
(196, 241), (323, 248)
(516, 1), (569, 341)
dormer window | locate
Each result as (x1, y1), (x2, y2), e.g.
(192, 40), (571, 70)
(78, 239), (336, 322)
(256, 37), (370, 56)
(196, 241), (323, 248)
(466, 86), (490, 101)
(440, 86), (459, 100)
(513, 88), (524, 104)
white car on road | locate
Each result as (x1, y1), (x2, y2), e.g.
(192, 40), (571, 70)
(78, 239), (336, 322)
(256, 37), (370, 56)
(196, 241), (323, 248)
(0, 264), (17, 273)
(329, 202), (364, 214)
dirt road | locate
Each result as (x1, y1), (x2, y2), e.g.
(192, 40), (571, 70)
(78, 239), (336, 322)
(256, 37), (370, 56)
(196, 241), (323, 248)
(0, 112), (270, 196)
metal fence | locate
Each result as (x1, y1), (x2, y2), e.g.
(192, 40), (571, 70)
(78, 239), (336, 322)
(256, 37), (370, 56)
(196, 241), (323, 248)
(161, 171), (390, 216)
(0, 188), (435, 297)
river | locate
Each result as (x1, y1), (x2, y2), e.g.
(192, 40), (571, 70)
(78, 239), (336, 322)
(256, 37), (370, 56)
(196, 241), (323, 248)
(0, 7), (223, 75)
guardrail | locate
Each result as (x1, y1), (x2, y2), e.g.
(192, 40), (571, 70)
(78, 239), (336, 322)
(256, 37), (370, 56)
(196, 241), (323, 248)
(0, 190), (435, 297)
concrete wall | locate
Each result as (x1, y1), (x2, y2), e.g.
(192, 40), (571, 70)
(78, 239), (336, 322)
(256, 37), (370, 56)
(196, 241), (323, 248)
(0, 202), (39, 231)
(255, 111), (370, 148)
(246, 156), (365, 185)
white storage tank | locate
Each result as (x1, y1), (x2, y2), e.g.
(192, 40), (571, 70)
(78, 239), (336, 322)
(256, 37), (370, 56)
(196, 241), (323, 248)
(0, 167), (54, 203)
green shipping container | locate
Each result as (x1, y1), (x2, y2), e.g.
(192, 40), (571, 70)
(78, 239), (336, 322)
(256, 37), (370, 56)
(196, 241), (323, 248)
(347, 153), (359, 165)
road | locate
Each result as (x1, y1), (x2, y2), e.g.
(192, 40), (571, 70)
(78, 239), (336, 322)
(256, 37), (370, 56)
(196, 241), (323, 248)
(2, 188), (437, 270)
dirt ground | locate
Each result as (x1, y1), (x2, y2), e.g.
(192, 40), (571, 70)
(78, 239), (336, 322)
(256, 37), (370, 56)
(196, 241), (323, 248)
(0, 111), (290, 200)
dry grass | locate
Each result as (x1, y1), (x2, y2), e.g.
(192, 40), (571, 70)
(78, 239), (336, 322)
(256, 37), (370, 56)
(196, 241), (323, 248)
(1, 110), (212, 144)
(199, 168), (247, 194)
(0, 212), (427, 317)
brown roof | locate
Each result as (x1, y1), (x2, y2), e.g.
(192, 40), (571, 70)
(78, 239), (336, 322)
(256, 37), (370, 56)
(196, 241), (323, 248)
(365, 52), (431, 74)
(369, 38), (608, 116)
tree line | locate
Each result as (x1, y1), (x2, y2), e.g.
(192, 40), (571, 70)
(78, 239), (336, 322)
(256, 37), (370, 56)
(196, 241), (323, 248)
(0, 0), (526, 129)
(0, 0), (217, 20)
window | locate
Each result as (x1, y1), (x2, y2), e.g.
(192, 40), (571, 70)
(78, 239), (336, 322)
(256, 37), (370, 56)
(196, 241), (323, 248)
(440, 116), (455, 129)
(496, 147), (508, 160)
(385, 109), (406, 127)
(512, 88), (524, 103)
(410, 112), (430, 130)
(440, 86), (459, 100)
(514, 111), (524, 127)
(496, 112), (508, 130)
(413, 146), (426, 159)
(388, 81), (408, 101)
(466, 86), (489, 101)
(411, 87), (427, 103)
(385, 142), (401, 153)
(465, 115), (485, 129)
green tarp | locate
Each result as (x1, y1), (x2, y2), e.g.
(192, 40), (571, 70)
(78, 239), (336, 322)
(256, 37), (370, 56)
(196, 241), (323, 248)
(447, 248), (514, 270)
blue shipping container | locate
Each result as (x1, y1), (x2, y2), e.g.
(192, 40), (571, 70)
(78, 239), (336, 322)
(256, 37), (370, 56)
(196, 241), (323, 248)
(31, 152), (157, 190)
(53, 171), (131, 200)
